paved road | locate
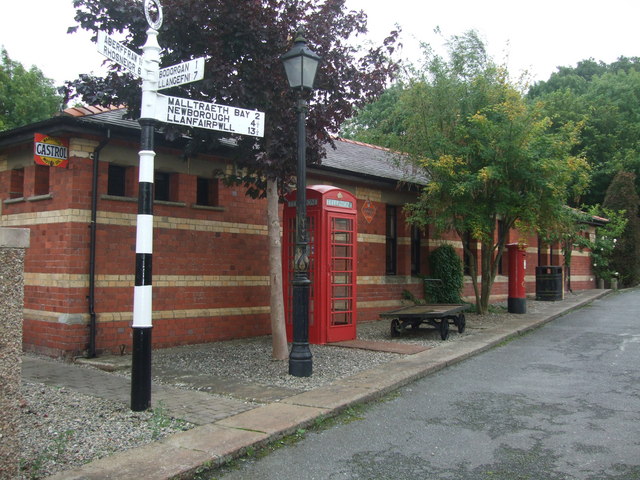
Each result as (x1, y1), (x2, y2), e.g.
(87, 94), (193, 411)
(215, 290), (640, 479)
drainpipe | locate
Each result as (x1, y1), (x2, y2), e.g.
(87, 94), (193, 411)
(88, 130), (111, 358)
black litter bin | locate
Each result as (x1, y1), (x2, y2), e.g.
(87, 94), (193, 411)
(536, 266), (563, 301)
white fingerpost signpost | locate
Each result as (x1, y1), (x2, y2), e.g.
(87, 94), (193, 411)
(95, 0), (265, 411)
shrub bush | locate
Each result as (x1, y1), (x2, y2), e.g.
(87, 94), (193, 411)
(424, 244), (464, 303)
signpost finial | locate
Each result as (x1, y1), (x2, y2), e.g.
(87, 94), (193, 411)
(144, 0), (163, 30)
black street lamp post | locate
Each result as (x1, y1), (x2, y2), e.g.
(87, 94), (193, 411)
(281, 32), (321, 377)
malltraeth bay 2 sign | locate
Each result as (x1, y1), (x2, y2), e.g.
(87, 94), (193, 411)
(155, 94), (265, 137)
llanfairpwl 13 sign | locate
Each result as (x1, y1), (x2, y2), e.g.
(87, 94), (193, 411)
(155, 94), (265, 137)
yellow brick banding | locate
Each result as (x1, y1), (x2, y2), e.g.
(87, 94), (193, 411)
(357, 275), (420, 285)
(2, 208), (268, 235)
(358, 233), (385, 244)
(428, 239), (464, 249)
(358, 299), (406, 309)
(24, 273), (271, 289)
(23, 306), (271, 324)
(355, 187), (382, 202)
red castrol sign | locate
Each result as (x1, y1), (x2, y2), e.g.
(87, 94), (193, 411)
(34, 133), (69, 167)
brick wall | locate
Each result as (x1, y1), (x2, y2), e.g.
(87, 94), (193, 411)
(0, 134), (599, 357)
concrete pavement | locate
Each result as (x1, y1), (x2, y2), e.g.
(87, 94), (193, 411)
(34, 289), (610, 479)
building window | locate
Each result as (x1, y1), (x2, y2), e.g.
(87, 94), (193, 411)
(9, 168), (24, 199)
(385, 205), (397, 275)
(463, 232), (476, 276)
(154, 171), (172, 201)
(196, 177), (219, 206)
(107, 164), (128, 197)
(411, 225), (421, 276)
(33, 165), (50, 196)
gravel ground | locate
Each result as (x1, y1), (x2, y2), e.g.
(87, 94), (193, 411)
(17, 304), (528, 479)
(17, 383), (193, 479)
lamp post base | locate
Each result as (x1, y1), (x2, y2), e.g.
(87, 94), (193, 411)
(289, 274), (312, 377)
(289, 342), (313, 377)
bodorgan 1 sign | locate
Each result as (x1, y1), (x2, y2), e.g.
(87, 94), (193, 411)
(34, 133), (69, 167)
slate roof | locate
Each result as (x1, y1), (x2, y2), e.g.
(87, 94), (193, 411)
(74, 107), (424, 184)
(1, 106), (423, 186)
(320, 137), (426, 185)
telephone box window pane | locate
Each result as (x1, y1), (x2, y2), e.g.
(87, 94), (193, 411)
(333, 218), (350, 230)
(333, 245), (352, 258)
(332, 312), (351, 326)
(332, 285), (351, 298)
(332, 231), (351, 243)
(332, 258), (352, 271)
(333, 273), (350, 285)
(332, 299), (350, 312)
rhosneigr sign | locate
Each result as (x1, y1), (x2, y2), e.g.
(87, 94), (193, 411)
(96, 31), (143, 78)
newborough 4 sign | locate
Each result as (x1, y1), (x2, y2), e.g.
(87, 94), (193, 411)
(156, 95), (265, 137)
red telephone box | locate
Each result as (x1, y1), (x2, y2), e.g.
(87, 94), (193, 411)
(507, 243), (527, 314)
(283, 185), (357, 344)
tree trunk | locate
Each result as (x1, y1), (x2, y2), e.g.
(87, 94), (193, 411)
(267, 178), (288, 360)
(479, 241), (498, 314)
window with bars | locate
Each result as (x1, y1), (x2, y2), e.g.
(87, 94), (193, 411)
(385, 205), (397, 275)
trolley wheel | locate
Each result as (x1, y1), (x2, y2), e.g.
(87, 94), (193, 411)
(439, 318), (450, 340)
(457, 313), (466, 334)
(390, 318), (402, 337)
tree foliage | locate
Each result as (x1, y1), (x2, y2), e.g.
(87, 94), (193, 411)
(0, 48), (62, 131)
(529, 57), (640, 205)
(586, 205), (627, 284)
(66, 0), (399, 185)
(346, 31), (589, 313)
(602, 171), (640, 286)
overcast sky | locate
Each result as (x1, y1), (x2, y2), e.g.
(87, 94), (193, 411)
(1, 0), (638, 87)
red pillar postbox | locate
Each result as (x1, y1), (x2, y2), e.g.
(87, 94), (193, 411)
(283, 185), (357, 344)
(507, 243), (527, 314)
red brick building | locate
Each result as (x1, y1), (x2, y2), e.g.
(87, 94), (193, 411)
(0, 107), (601, 357)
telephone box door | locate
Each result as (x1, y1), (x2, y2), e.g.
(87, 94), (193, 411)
(326, 213), (357, 342)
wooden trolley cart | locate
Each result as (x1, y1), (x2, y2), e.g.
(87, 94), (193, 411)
(380, 304), (470, 341)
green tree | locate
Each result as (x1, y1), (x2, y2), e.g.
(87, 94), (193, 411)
(66, 0), (399, 358)
(586, 205), (627, 284)
(529, 57), (640, 205)
(349, 31), (589, 313)
(0, 48), (62, 131)
(340, 83), (406, 146)
(602, 171), (640, 286)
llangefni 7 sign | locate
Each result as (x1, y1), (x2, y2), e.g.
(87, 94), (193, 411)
(158, 58), (205, 90)
(155, 94), (265, 137)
